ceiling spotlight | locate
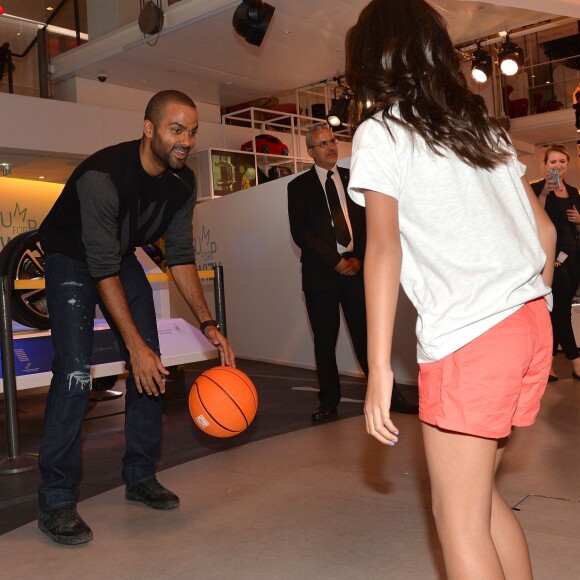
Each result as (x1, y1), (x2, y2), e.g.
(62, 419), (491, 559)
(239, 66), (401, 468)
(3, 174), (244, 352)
(471, 43), (492, 84)
(498, 35), (523, 76)
(138, 1), (164, 35)
(327, 94), (350, 128)
(233, 0), (276, 47)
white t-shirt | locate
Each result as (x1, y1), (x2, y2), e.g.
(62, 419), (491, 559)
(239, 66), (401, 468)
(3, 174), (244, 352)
(348, 113), (552, 363)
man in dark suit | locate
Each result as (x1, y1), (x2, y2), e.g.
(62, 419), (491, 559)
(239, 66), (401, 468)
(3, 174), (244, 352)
(288, 124), (417, 421)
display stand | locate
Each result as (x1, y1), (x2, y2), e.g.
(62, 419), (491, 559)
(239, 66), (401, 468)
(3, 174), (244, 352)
(0, 265), (227, 475)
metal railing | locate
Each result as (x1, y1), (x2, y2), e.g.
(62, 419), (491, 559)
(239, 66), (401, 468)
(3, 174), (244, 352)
(0, 0), (85, 97)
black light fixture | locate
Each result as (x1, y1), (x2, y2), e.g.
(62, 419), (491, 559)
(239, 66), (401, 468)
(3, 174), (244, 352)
(326, 77), (351, 128)
(498, 35), (524, 76)
(471, 43), (492, 84)
(138, 1), (164, 36)
(233, 0), (275, 47)
(327, 95), (350, 128)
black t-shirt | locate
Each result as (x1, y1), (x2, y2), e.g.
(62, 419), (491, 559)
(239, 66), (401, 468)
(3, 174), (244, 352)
(40, 140), (197, 281)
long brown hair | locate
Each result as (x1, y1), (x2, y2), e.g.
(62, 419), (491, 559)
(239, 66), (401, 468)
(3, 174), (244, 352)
(345, 0), (510, 170)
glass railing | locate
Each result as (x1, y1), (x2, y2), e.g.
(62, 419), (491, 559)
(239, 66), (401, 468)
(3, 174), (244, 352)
(500, 55), (580, 119)
(0, 0), (87, 97)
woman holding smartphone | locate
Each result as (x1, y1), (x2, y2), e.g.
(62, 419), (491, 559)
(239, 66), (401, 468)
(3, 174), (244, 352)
(533, 144), (580, 380)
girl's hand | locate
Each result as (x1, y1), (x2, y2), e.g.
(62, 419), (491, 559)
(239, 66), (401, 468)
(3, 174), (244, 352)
(364, 369), (399, 445)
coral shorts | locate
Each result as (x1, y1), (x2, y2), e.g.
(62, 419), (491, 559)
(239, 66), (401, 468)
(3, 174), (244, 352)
(418, 298), (552, 439)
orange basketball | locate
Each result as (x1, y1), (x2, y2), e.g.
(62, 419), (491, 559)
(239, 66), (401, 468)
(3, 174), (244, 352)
(189, 366), (258, 438)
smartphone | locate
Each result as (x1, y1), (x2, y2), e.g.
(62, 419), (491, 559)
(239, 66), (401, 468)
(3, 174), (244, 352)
(548, 168), (560, 189)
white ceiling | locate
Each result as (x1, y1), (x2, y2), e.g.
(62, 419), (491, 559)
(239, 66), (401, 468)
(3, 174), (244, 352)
(47, 0), (572, 108)
(1, 0), (580, 183)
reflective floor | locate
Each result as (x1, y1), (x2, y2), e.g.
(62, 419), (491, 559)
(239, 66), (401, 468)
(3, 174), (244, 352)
(0, 356), (578, 579)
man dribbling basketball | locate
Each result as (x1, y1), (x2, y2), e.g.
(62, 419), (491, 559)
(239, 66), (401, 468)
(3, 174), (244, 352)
(37, 90), (235, 545)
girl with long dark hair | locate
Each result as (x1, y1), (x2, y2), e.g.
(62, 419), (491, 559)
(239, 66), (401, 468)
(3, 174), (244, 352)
(345, 1), (556, 577)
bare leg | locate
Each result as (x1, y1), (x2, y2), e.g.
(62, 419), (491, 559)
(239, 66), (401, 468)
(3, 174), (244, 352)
(422, 423), (504, 580)
(491, 440), (533, 580)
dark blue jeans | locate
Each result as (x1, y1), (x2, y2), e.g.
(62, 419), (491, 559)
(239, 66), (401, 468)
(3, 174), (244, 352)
(38, 252), (163, 511)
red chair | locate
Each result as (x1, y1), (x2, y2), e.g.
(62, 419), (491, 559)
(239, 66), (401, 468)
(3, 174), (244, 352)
(533, 92), (561, 114)
(503, 85), (529, 118)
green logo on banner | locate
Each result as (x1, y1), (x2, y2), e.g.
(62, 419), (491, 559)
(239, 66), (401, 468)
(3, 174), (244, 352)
(194, 224), (220, 272)
(0, 203), (38, 248)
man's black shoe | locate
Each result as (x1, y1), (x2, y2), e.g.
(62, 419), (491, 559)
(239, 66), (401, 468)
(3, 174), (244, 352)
(126, 477), (180, 509)
(38, 506), (93, 545)
(311, 405), (338, 422)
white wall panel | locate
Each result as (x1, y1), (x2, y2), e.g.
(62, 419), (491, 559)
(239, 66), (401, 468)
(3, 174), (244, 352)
(190, 161), (420, 384)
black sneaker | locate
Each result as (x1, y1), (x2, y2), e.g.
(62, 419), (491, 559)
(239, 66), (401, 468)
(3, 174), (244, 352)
(125, 478), (180, 509)
(38, 506), (93, 545)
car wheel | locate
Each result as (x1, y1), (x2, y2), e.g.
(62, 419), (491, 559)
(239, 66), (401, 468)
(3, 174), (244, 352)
(261, 145), (269, 153)
(0, 229), (50, 329)
(281, 148), (289, 156)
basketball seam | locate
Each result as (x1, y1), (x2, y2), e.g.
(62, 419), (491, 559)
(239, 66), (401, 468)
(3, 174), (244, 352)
(213, 368), (258, 409)
(194, 380), (241, 433)
(202, 375), (251, 427)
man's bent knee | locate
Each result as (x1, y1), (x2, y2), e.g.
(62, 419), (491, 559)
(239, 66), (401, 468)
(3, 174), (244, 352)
(53, 358), (92, 392)
(66, 370), (92, 391)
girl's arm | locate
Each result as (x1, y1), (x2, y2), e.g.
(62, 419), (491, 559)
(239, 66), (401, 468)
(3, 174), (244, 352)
(363, 190), (402, 445)
(522, 177), (556, 288)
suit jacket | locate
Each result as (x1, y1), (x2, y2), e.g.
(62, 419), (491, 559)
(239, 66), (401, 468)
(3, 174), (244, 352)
(287, 165), (366, 292)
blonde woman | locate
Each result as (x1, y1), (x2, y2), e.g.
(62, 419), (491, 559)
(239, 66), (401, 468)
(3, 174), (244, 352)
(533, 144), (580, 380)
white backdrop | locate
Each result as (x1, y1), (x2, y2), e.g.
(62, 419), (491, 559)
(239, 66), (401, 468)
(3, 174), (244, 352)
(179, 161), (420, 385)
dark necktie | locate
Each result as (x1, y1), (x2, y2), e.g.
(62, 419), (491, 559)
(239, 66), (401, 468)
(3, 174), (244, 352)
(325, 170), (351, 247)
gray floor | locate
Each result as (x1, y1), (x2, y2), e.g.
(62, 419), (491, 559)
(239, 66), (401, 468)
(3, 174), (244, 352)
(0, 355), (579, 579)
